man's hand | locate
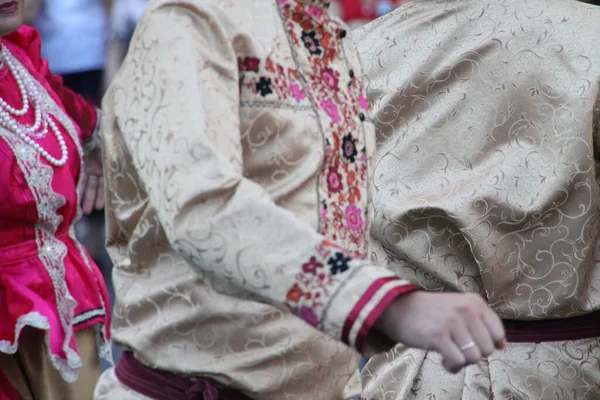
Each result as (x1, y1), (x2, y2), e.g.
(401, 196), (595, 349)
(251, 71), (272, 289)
(375, 291), (506, 373)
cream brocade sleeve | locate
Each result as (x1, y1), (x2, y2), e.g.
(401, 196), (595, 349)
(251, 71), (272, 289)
(109, 3), (415, 352)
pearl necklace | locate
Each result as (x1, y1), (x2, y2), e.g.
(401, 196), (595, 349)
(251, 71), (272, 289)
(0, 46), (67, 166)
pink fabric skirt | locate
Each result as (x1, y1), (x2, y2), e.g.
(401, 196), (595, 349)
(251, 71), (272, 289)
(0, 233), (110, 381)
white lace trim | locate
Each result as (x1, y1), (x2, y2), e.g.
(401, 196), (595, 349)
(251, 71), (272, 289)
(64, 101), (111, 367)
(0, 312), (83, 382)
(70, 226), (113, 366)
(0, 47), (110, 380)
(72, 308), (106, 325)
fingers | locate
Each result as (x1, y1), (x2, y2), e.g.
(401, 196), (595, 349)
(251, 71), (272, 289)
(450, 318), (482, 365)
(95, 176), (105, 211)
(442, 295), (505, 373)
(435, 334), (466, 374)
(482, 307), (506, 349)
(383, 291), (506, 375)
(468, 317), (496, 357)
(82, 175), (99, 215)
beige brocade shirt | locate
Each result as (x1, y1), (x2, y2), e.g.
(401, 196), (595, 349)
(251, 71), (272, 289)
(101, 0), (415, 399)
(356, 0), (600, 398)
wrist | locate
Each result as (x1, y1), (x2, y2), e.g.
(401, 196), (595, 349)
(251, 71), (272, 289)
(374, 289), (422, 336)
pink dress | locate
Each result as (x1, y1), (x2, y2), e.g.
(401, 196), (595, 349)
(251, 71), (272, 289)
(0, 26), (111, 387)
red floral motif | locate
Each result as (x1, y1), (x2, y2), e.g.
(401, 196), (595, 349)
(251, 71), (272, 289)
(276, 2), (375, 328)
(359, 92), (368, 110)
(287, 283), (304, 302)
(321, 98), (340, 122)
(290, 84), (306, 102)
(327, 167), (343, 192)
(321, 67), (339, 90)
(241, 57), (261, 73)
(307, 5), (324, 20)
(279, 0), (371, 258)
(285, 243), (353, 328)
(238, 56), (307, 103)
(302, 256), (324, 274)
(345, 204), (363, 232)
(301, 307), (319, 327)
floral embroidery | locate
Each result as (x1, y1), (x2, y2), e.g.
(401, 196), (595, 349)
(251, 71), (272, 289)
(321, 67), (339, 90)
(255, 77), (273, 97)
(358, 92), (368, 110)
(341, 134), (357, 162)
(328, 252), (351, 275)
(287, 283), (304, 302)
(242, 57), (261, 73)
(327, 167), (343, 192)
(321, 98), (340, 122)
(307, 6), (324, 20)
(301, 307), (319, 326)
(285, 243), (353, 328)
(302, 256), (324, 274)
(290, 84), (305, 101)
(278, 0), (371, 258)
(301, 30), (322, 55)
(345, 204), (363, 232)
(275, 1), (375, 329)
(238, 56), (307, 103)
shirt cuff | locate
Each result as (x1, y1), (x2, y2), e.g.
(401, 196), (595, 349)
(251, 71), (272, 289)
(352, 279), (418, 352)
(321, 263), (418, 352)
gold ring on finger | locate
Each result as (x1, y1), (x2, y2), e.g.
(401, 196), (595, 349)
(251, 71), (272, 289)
(459, 341), (476, 352)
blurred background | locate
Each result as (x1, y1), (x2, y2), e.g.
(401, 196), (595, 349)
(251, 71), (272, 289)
(21, 0), (600, 371)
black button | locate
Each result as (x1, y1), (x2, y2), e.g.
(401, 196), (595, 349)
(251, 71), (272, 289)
(349, 69), (355, 78)
(358, 113), (366, 121)
(340, 29), (347, 39)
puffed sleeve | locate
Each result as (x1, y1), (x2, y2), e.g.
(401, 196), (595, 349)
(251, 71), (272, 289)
(103, 2), (418, 353)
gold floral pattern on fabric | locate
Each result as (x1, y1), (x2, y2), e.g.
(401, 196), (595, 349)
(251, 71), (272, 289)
(356, 0), (600, 398)
(99, 1), (413, 399)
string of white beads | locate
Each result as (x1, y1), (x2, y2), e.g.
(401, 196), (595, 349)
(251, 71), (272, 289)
(0, 46), (67, 166)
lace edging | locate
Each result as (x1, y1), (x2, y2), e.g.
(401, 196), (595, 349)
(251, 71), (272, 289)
(0, 312), (83, 382)
(0, 47), (111, 381)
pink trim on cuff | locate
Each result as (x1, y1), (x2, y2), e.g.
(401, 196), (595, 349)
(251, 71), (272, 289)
(352, 281), (418, 352)
(341, 277), (398, 344)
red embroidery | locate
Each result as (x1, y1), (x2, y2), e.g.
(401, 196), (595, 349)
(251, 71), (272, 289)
(280, 0), (370, 258)
(237, 2), (375, 330)
(238, 56), (307, 102)
(285, 243), (353, 327)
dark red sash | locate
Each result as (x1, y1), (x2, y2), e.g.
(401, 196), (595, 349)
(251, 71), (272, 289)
(503, 309), (600, 343)
(115, 352), (252, 400)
